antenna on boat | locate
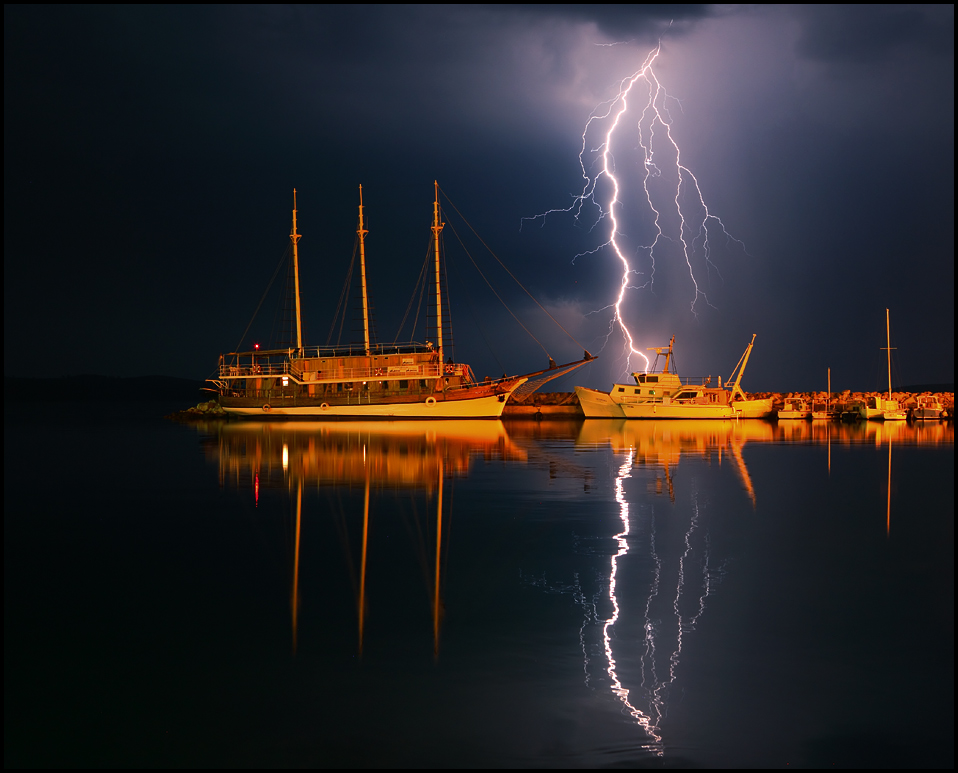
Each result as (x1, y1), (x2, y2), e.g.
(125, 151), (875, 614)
(357, 185), (371, 356)
(432, 181), (445, 364)
(290, 189), (303, 354)
(645, 336), (676, 374)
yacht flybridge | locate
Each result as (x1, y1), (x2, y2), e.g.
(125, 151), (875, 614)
(575, 335), (772, 420)
(210, 185), (592, 418)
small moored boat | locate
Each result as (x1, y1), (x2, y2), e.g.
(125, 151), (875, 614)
(911, 395), (944, 421)
(778, 397), (811, 420)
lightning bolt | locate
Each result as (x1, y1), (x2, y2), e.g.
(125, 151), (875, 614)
(524, 41), (747, 376)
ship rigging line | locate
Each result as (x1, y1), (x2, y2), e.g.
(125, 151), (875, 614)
(394, 239), (432, 345)
(233, 243), (291, 353)
(438, 185), (591, 356)
(327, 236), (360, 346)
(444, 218), (550, 360)
(443, 231), (507, 375)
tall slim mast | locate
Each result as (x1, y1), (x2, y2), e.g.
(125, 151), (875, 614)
(290, 189), (303, 353)
(885, 308), (893, 402)
(357, 185), (371, 355)
(432, 181), (444, 363)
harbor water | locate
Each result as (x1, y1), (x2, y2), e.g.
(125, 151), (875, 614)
(4, 406), (953, 767)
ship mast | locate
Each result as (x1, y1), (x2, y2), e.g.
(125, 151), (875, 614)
(432, 181), (444, 364)
(357, 185), (371, 355)
(290, 189), (303, 353)
(885, 308), (894, 402)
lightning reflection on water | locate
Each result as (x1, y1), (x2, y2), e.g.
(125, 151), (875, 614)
(573, 451), (724, 756)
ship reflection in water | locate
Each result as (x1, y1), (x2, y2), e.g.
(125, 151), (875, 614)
(192, 417), (951, 760)
(203, 420), (526, 656)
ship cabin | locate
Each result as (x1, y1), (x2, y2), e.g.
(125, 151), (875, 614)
(216, 342), (481, 404)
(625, 370), (684, 398)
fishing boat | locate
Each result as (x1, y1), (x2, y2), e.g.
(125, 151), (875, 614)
(575, 335), (771, 420)
(210, 185), (591, 418)
(778, 397), (811, 420)
(911, 395), (944, 421)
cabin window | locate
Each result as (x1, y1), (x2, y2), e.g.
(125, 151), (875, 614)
(647, 376), (658, 383)
(634, 389), (640, 394)
(399, 380), (409, 390)
(617, 387), (625, 393)
(281, 376), (289, 387)
(420, 380), (428, 389)
(649, 390), (655, 395)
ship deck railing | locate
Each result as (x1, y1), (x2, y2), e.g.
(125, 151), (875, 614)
(219, 362), (481, 383)
(223, 342), (436, 360)
(219, 341), (474, 383)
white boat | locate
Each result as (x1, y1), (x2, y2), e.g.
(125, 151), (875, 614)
(911, 395), (944, 421)
(575, 335), (771, 420)
(860, 395), (904, 421)
(211, 186), (591, 418)
(778, 397), (811, 420)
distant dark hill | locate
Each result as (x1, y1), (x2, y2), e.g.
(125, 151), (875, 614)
(900, 383), (954, 393)
(4, 375), (209, 402)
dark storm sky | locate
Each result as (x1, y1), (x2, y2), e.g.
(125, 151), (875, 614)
(4, 5), (954, 391)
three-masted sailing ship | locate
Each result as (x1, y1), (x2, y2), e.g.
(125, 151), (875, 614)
(210, 184), (590, 418)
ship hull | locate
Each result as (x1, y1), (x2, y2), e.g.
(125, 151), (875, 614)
(574, 386), (626, 419)
(731, 398), (774, 418)
(220, 388), (520, 419)
(620, 403), (734, 420)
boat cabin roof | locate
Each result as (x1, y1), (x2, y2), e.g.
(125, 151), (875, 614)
(632, 372), (682, 384)
(226, 342), (436, 359)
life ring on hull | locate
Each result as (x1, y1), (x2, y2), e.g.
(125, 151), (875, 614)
(320, 403), (330, 411)
(425, 396), (437, 405)
(262, 404), (271, 413)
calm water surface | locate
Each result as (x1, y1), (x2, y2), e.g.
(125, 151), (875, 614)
(5, 407), (954, 767)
